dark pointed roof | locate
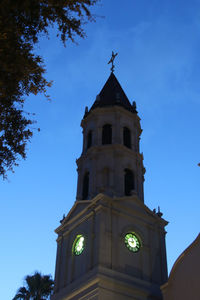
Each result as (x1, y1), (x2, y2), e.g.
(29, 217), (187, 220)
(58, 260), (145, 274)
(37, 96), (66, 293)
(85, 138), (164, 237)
(84, 73), (137, 118)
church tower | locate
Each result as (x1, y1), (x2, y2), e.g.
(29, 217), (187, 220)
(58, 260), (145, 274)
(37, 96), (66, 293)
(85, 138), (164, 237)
(51, 63), (168, 300)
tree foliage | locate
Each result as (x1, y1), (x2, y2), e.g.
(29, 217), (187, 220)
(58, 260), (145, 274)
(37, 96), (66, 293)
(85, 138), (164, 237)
(0, 0), (98, 179)
(12, 271), (54, 300)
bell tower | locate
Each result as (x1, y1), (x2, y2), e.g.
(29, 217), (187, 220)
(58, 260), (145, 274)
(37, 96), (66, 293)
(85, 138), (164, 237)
(51, 66), (168, 300)
(76, 72), (145, 202)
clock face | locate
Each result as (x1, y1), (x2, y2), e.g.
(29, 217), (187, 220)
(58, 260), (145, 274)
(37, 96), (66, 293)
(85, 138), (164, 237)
(73, 235), (85, 256)
(125, 233), (141, 252)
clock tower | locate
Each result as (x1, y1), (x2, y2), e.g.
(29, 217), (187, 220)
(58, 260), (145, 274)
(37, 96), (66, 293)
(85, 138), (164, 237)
(51, 69), (168, 300)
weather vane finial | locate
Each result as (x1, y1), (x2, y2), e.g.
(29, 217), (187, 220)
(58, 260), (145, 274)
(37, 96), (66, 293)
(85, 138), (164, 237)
(108, 51), (118, 73)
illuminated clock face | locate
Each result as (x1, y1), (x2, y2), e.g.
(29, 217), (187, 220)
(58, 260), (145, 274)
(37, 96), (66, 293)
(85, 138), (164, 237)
(125, 233), (141, 252)
(73, 235), (85, 255)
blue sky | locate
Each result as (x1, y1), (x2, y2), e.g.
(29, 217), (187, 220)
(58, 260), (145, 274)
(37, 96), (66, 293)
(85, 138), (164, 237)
(1, 1), (200, 299)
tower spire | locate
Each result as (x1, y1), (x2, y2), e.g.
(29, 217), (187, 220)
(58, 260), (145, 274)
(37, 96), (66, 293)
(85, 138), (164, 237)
(108, 51), (118, 73)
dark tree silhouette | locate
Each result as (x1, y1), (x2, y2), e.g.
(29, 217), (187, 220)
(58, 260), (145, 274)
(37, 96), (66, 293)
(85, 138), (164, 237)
(12, 272), (54, 300)
(0, 0), (99, 179)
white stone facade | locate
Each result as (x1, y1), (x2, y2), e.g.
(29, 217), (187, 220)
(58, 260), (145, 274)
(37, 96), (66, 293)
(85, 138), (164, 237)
(52, 194), (168, 300)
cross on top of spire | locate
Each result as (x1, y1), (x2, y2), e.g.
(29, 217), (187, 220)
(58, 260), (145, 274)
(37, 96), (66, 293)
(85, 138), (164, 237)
(108, 51), (118, 73)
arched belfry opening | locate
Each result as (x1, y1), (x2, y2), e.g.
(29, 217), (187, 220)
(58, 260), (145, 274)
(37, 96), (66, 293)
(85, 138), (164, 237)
(124, 169), (135, 196)
(102, 167), (110, 188)
(82, 172), (89, 199)
(123, 127), (131, 148)
(102, 124), (112, 144)
(87, 130), (92, 149)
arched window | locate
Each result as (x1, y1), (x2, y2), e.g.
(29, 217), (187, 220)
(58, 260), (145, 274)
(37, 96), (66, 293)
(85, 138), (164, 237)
(87, 130), (92, 149)
(124, 169), (134, 196)
(102, 167), (110, 188)
(123, 127), (131, 148)
(82, 172), (89, 199)
(102, 124), (112, 145)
